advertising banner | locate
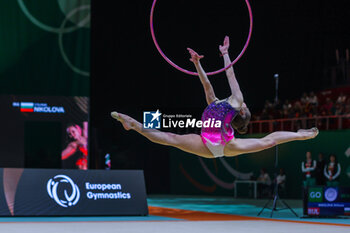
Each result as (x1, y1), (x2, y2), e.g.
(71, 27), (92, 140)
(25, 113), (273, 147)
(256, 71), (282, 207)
(0, 168), (148, 216)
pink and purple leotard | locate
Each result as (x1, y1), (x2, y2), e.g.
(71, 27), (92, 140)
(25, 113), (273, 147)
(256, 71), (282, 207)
(201, 99), (238, 157)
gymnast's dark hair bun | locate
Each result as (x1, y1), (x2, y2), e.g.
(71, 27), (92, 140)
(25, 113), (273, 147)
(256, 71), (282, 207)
(231, 107), (251, 134)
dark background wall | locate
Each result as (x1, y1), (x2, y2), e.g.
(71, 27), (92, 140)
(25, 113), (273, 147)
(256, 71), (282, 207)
(91, 0), (350, 194)
(0, 1), (90, 170)
(0, 0), (90, 96)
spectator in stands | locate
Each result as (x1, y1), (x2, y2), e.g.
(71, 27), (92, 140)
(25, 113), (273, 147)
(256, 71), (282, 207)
(260, 108), (270, 120)
(257, 168), (272, 197)
(293, 100), (303, 118)
(303, 102), (312, 117)
(309, 92), (318, 106)
(302, 151), (316, 215)
(322, 97), (334, 115)
(345, 99), (350, 114)
(264, 100), (274, 118)
(300, 92), (310, 105)
(282, 100), (292, 118)
(276, 168), (286, 196)
(301, 151), (316, 187)
(336, 92), (347, 105)
(324, 154), (341, 187)
(316, 153), (326, 185)
(308, 92), (318, 116)
(256, 90), (348, 121)
(273, 99), (283, 118)
(334, 103), (344, 115)
(264, 100), (273, 111)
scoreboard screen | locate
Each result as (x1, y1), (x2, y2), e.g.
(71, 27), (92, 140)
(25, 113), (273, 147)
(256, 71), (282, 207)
(306, 186), (350, 216)
(0, 95), (89, 170)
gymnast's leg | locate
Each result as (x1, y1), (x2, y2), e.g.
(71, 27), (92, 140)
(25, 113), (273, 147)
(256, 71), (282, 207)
(111, 112), (214, 158)
(224, 128), (319, 157)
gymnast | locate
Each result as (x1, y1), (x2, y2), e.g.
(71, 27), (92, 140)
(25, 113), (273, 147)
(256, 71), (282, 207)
(111, 36), (318, 159)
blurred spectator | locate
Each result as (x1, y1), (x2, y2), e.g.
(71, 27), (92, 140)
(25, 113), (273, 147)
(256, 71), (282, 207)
(334, 103), (344, 115)
(345, 99), (350, 114)
(276, 168), (286, 196)
(260, 109), (270, 120)
(273, 99), (283, 118)
(309, 92), (318, 106)
(321, 97), (334, 115)
(309, 92), (318, 116)
(257, 168), (272, 198)
(316, 153), (326, 185)
(324, 154), (341, 187)
(255, 90), (349, 121)
(300, 92), (309, 105)
(302, 151), (316, 216)
(336, 92), (347, 105)
(302, 151), (316, 187)
(293, 100), (303, 118)
(264, 100), (273, 111)
(282, 100), (292, 118)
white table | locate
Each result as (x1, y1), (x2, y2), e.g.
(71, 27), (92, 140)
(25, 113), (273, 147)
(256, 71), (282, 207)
(234, 180), (262, 199)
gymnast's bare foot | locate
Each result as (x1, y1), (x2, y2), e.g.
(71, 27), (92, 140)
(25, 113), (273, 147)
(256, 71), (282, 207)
(297, 127), (319, 139)
(111, 112), (136, 131)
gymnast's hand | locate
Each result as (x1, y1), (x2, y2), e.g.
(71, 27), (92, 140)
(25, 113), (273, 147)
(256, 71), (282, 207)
(187, 48), (204, 64)
(219, 36), (230, 55)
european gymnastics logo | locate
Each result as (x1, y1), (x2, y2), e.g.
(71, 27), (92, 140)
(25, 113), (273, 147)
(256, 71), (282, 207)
(47, 175), (80, 208)
(324, 187), (338, 202)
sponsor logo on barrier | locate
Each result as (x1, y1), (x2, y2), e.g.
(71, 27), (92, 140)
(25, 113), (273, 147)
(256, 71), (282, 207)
(325, 187), (338, 202)
(309, 187), (323, 202)
(47, 175), (80, 208)
(85, 182), (131, 200)
(308, 207), (320, 216)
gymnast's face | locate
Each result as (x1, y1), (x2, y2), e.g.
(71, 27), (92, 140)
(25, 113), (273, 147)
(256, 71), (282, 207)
(239, 103), (248, 116)
(67, 126), (80, 140)
(231, 103), (251, 134)
(240, 105), (251, 123)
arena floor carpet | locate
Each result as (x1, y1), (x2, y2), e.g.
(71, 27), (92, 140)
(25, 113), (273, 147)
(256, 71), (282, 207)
(0, 196), (349, 233)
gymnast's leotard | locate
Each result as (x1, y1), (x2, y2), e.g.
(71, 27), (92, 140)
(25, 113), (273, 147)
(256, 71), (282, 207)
(201, 99), (238, 157)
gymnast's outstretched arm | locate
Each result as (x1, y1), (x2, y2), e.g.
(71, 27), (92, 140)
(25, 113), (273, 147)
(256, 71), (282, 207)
(187, 48), (217, 105)
(219, 36), (244, 109)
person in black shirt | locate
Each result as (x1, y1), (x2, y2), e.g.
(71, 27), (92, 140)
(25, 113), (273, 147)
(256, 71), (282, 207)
(316, 153), (326, 185)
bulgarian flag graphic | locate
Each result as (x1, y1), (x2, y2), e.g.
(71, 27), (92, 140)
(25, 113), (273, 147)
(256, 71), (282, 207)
(345, 207), (350, 216)
(20, 102), (34, 112)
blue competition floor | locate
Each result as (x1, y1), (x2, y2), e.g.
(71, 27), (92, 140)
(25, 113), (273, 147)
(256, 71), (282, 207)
(147, 195), (350, 225)
(0, 196), (349, 226)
